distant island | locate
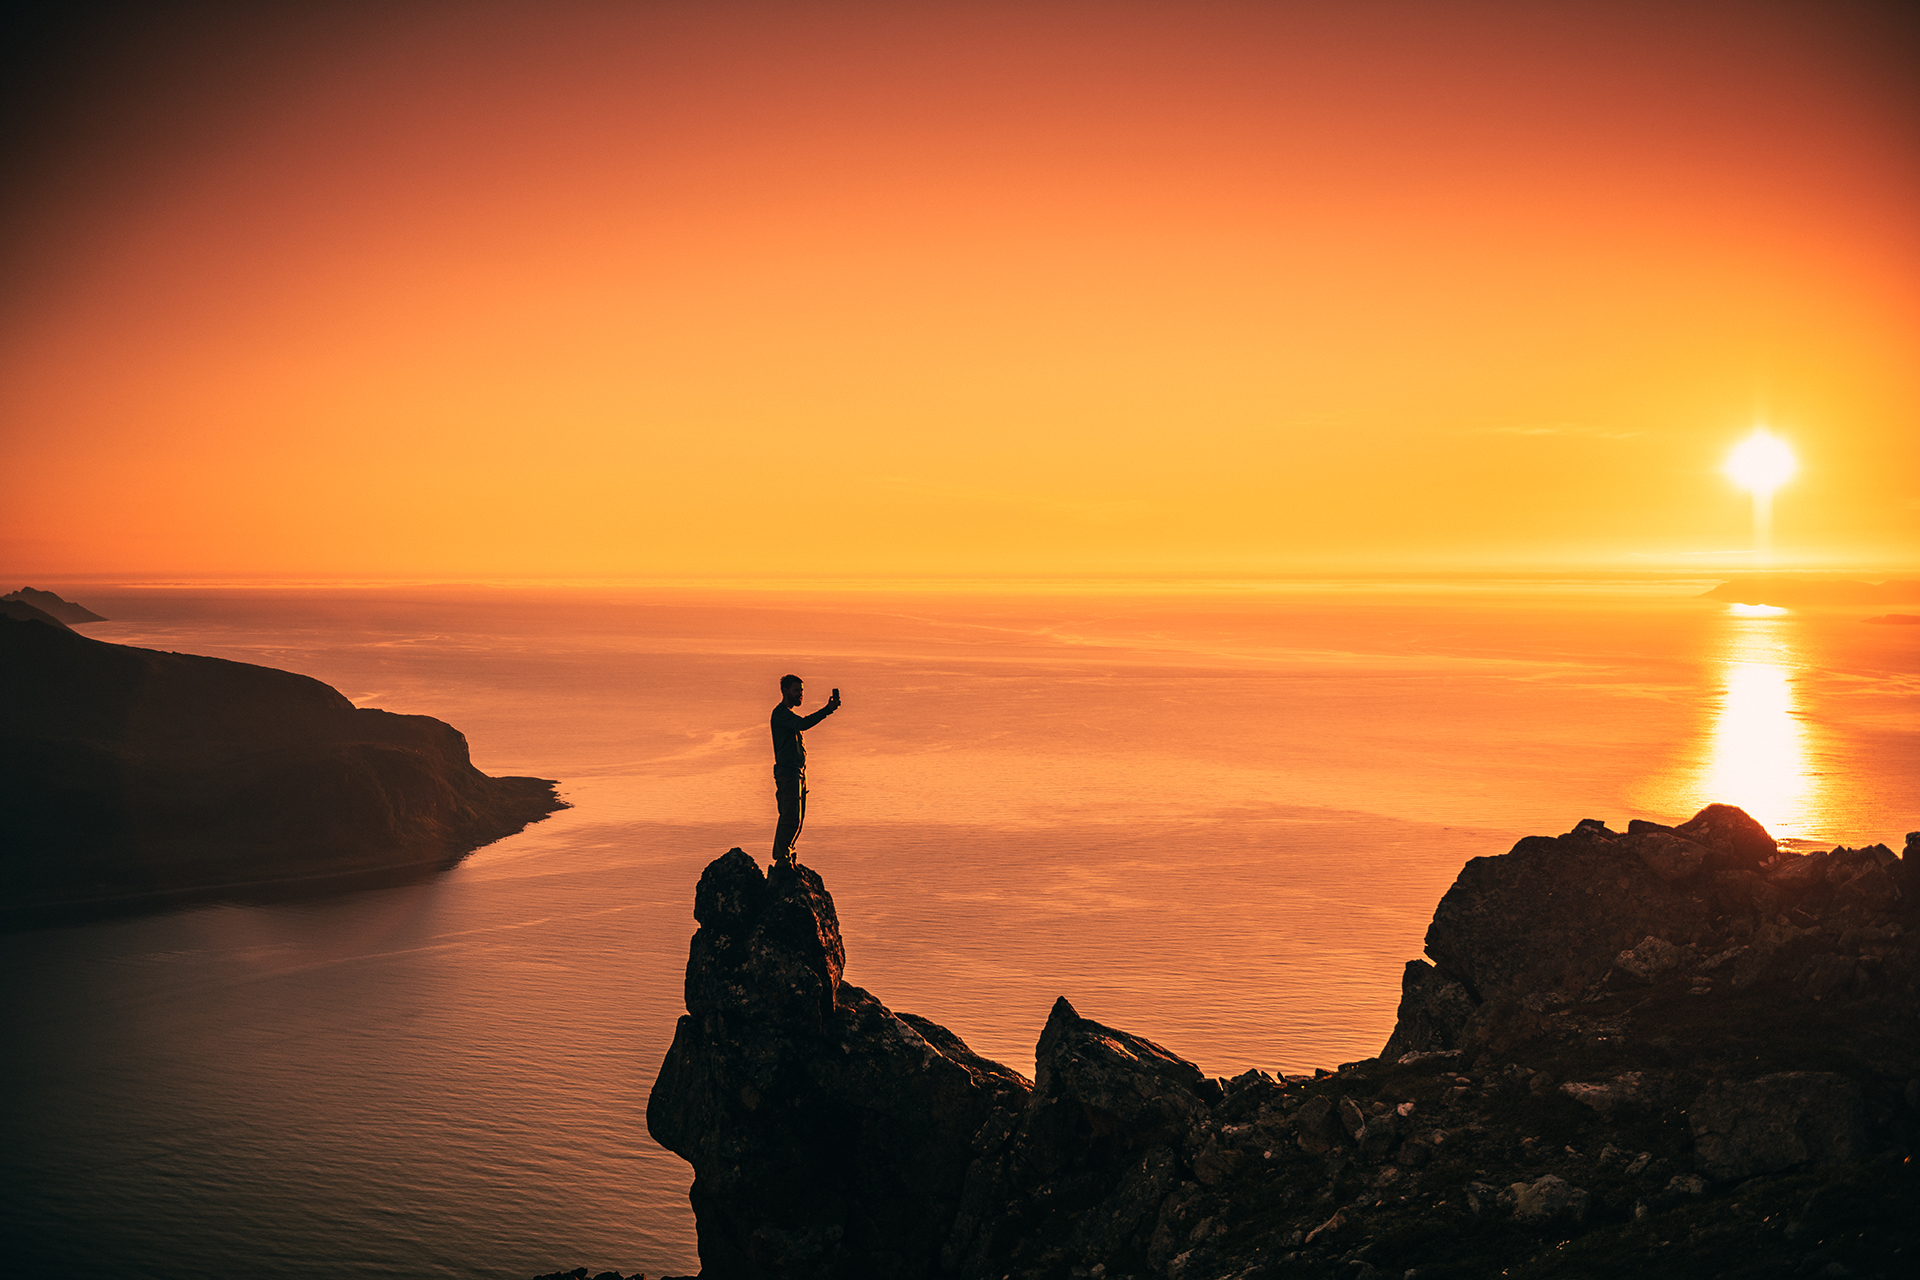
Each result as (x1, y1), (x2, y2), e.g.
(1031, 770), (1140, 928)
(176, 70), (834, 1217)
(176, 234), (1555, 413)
(1700, 576), (1920, 608)
(639, 804), (1916, 1280)
(2, 585), (108, 623)
(0, 604), (565, 924)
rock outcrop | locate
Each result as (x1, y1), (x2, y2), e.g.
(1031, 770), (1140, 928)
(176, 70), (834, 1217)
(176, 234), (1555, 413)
(648, 807), (1920, 1279)
(0, 612), (564, 920)
(648, 849), (1030, 1279)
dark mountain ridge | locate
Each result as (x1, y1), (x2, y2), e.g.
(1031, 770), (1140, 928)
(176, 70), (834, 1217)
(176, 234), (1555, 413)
(0, 613), (564, 923)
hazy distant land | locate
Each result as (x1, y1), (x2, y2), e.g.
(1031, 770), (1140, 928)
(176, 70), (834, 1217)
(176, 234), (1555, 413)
(0, 597), (565, 923)
(1702, 576), (1920, 608)
(1, 586), (107, 624)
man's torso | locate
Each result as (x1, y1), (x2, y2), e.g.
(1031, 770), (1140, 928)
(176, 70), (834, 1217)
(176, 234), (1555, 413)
(770, 704), (806, 775)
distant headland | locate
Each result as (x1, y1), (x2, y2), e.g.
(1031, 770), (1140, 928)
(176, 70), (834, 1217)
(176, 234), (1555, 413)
(1701, 576), (1920, 609)
(638, 805), (1917, 1280)
(1, 586), (107, 626)
(0, 596), (565, 925)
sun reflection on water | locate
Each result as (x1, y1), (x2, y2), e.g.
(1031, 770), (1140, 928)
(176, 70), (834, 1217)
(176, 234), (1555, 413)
(1697, 609), (1821, 839)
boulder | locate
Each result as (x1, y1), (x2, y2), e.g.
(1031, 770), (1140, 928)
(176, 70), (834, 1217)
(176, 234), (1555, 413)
(1337, 1096), (1367, 1141)
(1028, 996), (1218, 1149)
(1423, 826), (1708, 1002)
(1614, 936), (1680, 983)
(1767, 852), (1828, 893)
(649, 850), (1031, 1280)
(1354, 1107), (1397, 1162)
(1688, 1073), (1868, 1180)
(1294, 1094), (1343, 1156)
(1509, 1174), (1590, 1225)
(1560, 1071), (1652, 1117)
(1673, 803), (1777, 870)
(1833, 864), (1900, 913)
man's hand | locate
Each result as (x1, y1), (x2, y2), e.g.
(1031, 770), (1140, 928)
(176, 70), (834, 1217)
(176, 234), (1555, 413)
(828, 688), (842, 709)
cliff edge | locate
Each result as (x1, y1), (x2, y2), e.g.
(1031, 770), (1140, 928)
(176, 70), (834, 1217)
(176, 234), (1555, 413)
(0, 613), (565, 921)
(647, 807), (1919, 1279)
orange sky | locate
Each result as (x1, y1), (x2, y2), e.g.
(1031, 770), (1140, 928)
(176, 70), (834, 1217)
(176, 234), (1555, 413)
(2, 0), (1917, 578)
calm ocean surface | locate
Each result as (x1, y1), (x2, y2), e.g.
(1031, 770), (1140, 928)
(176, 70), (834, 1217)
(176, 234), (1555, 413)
(4, 582), (1916, 1278)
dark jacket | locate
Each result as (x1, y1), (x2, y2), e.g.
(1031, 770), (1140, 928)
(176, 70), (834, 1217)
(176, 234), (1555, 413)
(771, 702), (835, 774)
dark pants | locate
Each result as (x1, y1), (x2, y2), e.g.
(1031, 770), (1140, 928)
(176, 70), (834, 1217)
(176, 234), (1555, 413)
(772, 769), (806, 862)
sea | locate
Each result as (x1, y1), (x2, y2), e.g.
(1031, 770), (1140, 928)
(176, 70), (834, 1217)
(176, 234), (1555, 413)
(3, 580), (1915, 1278)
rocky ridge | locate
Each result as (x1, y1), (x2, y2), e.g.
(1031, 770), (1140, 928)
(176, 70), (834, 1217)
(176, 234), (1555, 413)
(645, 806), (1918, 1279)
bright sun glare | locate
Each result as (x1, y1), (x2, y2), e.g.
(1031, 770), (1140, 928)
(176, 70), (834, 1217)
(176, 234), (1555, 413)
(1724, 428), (1798, 496)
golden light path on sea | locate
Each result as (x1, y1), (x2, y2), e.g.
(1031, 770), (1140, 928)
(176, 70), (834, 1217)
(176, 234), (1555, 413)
(1700, 607), (1822, 840)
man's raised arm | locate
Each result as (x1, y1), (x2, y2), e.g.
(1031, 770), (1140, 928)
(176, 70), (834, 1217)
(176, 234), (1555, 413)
(798, 688), (842, 729)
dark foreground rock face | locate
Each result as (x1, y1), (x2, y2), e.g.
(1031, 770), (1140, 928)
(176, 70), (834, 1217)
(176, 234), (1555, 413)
(0, 614), (564, 920)
(649, 808), (1920, 1279)
(648, 850), (1030, 1279)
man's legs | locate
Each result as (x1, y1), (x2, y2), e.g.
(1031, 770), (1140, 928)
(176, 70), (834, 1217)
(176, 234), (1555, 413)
(772, 769), (806, 864)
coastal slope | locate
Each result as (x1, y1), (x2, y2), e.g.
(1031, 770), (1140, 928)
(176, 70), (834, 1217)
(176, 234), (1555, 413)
(646, 807), (1918, 1280)
(0, 613), (565, 920)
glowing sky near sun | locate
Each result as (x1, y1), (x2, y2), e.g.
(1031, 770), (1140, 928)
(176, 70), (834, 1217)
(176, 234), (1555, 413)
(2, 0), (1917, 578)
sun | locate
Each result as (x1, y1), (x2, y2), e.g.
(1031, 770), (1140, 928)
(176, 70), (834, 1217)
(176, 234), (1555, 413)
(1724, 428), (1797, 496)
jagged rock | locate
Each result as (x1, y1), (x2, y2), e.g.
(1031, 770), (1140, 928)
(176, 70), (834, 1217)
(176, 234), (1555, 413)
(1029, 997), (1218, 1148)
(1710, 868), (1779, 917)
(648, 850), (1030, 1280)
(1615, 936), (1681, 983)
(1560, 1071), (1651, 1117)
(653, 810), (1918, 1280)
(1424, 814), (1725, 1003)
(1673, 803), (1778, 870)
(1189, 1132), (1241, 1186)
(1664, 1173), (1708, 1199)
(1354, 1106), (1398, 1162)
(1834, 864), (1900, 913)
(1337, 1096), (1367, 1141)
(1768, 852), (1829, 893)
(1510, 1174), (1591, 1224)
(1689, 1073), (1868, 1180)
(1799, 953), (1856, 1002)
(950, 997), (1223, 1275)
(1294, 1094), (1342, 1155)
(1623, 830), (1710, 882)
(1380, 960), (1476, 1059)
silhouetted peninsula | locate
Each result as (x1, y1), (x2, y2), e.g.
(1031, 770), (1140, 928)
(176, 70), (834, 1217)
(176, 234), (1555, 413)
(2, 586), (107, 623)
(643, 806), (1917, 1279)
(0, 612), (565, 923)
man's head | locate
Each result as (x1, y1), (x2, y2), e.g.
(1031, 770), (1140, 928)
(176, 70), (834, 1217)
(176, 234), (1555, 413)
(780, 674), (803, 707)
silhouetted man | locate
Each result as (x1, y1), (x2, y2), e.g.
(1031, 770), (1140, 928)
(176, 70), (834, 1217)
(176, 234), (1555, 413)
(771, 674), (841, 867)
